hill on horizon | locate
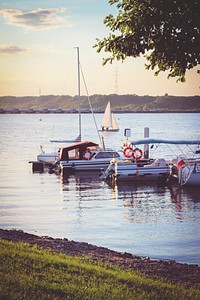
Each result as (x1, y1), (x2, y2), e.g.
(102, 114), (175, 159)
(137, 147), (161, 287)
(0, 94), (200, 112)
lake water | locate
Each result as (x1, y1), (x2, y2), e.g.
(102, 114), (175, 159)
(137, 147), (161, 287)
(0, 113), (200, 265)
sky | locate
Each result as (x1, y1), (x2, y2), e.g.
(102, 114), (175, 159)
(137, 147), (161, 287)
(0, 0), (199, 97)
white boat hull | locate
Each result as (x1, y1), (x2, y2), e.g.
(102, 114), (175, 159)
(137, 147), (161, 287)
(60, 158), (112, 172)
(104, 159), (170, 182)
(116, 169), (170, 181)
(178, 163), (200, 186)
(37, 153), (58, 164)
(115, 165), (170, 181)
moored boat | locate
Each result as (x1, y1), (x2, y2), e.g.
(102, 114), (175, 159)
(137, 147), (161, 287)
(37, 151), (59, 164)
(116, 158), (169, 181)
(58, 140), (122, 174)
(35, 47), (83, 164)
(37, 135), (81, 165)
(100, 157), (170, 182)
(101, 137), (200, 184)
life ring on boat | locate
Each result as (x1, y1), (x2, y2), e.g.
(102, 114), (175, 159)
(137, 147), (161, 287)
(123, 147), (133, 158)
(132, 148), (143, 160)
(83, 150), (93, 160)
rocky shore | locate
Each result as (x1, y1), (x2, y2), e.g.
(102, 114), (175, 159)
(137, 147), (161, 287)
(0, 228), (199, 289)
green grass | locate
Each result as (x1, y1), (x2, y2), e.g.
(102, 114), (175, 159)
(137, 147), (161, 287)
(0, 240), (199, 300)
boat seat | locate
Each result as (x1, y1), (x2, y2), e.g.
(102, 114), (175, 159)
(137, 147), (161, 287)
(144, 158), (167, 167)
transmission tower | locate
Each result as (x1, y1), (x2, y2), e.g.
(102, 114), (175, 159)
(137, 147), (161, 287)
(114, 67), (119, 94)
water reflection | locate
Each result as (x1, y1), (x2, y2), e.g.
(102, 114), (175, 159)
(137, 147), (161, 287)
(169, 184), (200, 212)
(111, 180), (167, 199)
(116, 181), (199, 216)
(62, 171), (102, 190)
(1, 113), (199, 264)
(60, 171), (111, 213)
(60, 171), (200, 220)
(58, 172), (200, 264)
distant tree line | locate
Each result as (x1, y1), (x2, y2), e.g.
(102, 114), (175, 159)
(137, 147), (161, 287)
(0, 94), (200, 112)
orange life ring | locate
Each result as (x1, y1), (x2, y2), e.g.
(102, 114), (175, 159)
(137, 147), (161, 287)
(83, 150), (93, 160)
(123, 147), (133, 158)
(132, 148), (143, 160)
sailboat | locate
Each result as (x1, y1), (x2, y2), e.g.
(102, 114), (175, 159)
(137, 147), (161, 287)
(36, 48), (123, 172)
(58, 51), (123, 174)
(100, 101), (119, 132)
(36, 48), (83, 165)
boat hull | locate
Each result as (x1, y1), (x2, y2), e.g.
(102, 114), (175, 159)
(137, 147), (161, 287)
(37, 153), (58, 164)
(104, 159), (170, 182)
(115, 166), (170, 181)
(178, 163), (200, 186)
(99, 129), (119, 132)
(60, 159), (112, 173)
(186, 172), (200, 186)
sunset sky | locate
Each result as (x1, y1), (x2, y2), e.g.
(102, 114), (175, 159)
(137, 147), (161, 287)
(0, 0), (199, 97)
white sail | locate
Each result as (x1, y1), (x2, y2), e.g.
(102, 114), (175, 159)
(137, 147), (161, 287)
(111, 113), (119, 130)
(102, 101), (112, 128)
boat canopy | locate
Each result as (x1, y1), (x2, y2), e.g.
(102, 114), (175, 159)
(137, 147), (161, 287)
(60, 140), (99, 161)
(61, 140), (98, 151)
(131, 138), (200, 146)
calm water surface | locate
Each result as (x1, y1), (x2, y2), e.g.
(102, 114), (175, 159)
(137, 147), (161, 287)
(0, 113), (200, 265)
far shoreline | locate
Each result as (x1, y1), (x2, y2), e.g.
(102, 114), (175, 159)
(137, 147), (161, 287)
(0, 109), (200, 114)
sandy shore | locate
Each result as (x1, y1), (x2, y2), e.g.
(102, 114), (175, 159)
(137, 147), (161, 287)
(0, 228), (199, 289)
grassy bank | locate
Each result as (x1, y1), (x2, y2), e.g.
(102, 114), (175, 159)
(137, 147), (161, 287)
(0, 240), (199, 300)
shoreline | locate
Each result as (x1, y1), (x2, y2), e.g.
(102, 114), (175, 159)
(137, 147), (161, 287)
(0, 110), (199, 114)
(0, 228), (199, 289)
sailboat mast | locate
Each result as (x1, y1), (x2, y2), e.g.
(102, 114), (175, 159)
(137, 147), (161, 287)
(76, 47), (81, 140)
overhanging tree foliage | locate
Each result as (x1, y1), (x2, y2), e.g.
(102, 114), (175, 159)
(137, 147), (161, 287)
(94, 0), (200, 82)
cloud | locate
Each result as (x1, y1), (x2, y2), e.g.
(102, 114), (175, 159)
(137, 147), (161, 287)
(0, 8), (70, 30)
(0, 44), (29, 54)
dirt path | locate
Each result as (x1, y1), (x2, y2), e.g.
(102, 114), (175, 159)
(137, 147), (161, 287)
(0, 228), (199, 289)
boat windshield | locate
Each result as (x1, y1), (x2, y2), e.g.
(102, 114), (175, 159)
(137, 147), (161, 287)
(95, 151), (120, 159)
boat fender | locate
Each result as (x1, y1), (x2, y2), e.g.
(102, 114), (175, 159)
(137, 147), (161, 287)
(132, 148), (143, 160)
(123, 147), (133, 158)
(83, 150), (93, 160)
